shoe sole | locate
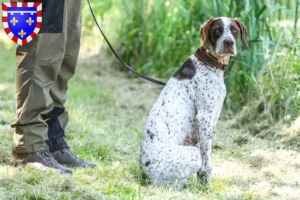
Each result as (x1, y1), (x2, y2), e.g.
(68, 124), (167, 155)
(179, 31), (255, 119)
(10, 161), (72, 174)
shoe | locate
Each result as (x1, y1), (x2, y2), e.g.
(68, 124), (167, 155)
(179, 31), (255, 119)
(52, 148), (97, 168)
(10, 150), (72, 174)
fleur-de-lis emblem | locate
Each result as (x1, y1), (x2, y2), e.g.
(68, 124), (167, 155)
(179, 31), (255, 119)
(10, 17), (18, 26)
(18, 29), (26, 38)
(26, 17), (34, 26)
(2, 2), (43, 45)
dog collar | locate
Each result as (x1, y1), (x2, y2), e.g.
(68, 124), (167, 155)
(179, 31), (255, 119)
(194, 48), (228, 71)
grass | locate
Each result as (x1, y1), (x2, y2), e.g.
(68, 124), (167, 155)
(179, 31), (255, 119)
(1, 36), (300, 199)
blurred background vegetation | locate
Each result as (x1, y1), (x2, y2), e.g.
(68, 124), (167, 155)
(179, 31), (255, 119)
(82, 0), (300, 124)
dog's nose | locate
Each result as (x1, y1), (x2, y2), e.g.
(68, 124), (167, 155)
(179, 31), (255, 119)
(224, 39), (234, 47)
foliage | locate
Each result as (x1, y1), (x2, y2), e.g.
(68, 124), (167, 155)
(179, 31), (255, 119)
(83, 0), (300, 121)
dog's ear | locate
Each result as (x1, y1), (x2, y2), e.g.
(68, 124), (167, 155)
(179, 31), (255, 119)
(200, 18), (215, 51)
(233, 18), (249, 50)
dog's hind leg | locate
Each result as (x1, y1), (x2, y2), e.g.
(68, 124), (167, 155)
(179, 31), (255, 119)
(142, 144), (201, 189)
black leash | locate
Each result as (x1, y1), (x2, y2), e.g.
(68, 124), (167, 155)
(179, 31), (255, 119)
(86, 0), (166, 86)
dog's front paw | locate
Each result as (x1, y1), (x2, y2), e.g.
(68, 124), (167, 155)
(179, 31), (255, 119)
(197, 170), (211, 183)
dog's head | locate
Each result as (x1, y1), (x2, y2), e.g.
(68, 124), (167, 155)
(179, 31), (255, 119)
(200, 17), (249, 57)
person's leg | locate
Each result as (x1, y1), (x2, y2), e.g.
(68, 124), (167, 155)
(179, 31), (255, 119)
(12, 33), (67, 153)
(46, 0), (82, 150)
(10, 0), (72, 173)
(46, 0), (96, 168)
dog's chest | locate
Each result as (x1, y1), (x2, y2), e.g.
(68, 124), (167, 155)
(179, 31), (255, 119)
(144, 55), (226, 144)
(190, 55), (226, 102)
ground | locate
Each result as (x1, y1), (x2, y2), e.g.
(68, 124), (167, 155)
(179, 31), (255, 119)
(0, 39), (300, 200)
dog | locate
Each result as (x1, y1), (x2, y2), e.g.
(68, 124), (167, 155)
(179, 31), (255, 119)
(140, 17), (249, 189)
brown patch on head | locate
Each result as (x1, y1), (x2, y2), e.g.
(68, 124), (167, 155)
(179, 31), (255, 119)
(229, 19), (240, 41)
(232, 18), (249, 50)
(200, 17), (224, 51)
(208, 18), (225, 49)
(200, 18), (215, 50)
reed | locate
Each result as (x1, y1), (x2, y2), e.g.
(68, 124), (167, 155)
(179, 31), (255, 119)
(83, 0), (299, 121)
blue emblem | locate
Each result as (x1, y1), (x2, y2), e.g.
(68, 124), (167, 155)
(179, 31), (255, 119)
(2, 2), (42, 46)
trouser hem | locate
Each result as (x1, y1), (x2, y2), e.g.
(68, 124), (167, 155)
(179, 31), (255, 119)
(46, 137), (69, 152)
(13, 142), (46, 153)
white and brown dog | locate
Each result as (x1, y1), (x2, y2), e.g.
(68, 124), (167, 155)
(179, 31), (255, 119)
(140, 17), (249, 189)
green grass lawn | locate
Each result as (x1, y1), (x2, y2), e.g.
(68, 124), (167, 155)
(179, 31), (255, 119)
(0, 36), (300, 200)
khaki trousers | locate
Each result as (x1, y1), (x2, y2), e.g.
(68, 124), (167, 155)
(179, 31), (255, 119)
(12, 0), (82, 153)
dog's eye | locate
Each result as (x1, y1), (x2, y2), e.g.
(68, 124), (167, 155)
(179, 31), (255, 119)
(215, 28), (221, 33)
(231, 28), (238, 33)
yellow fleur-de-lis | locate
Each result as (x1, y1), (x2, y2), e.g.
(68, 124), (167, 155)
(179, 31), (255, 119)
(26, 17), (34, 26)
(10, 17), (18, 26)
(18, 29), (26, 38)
